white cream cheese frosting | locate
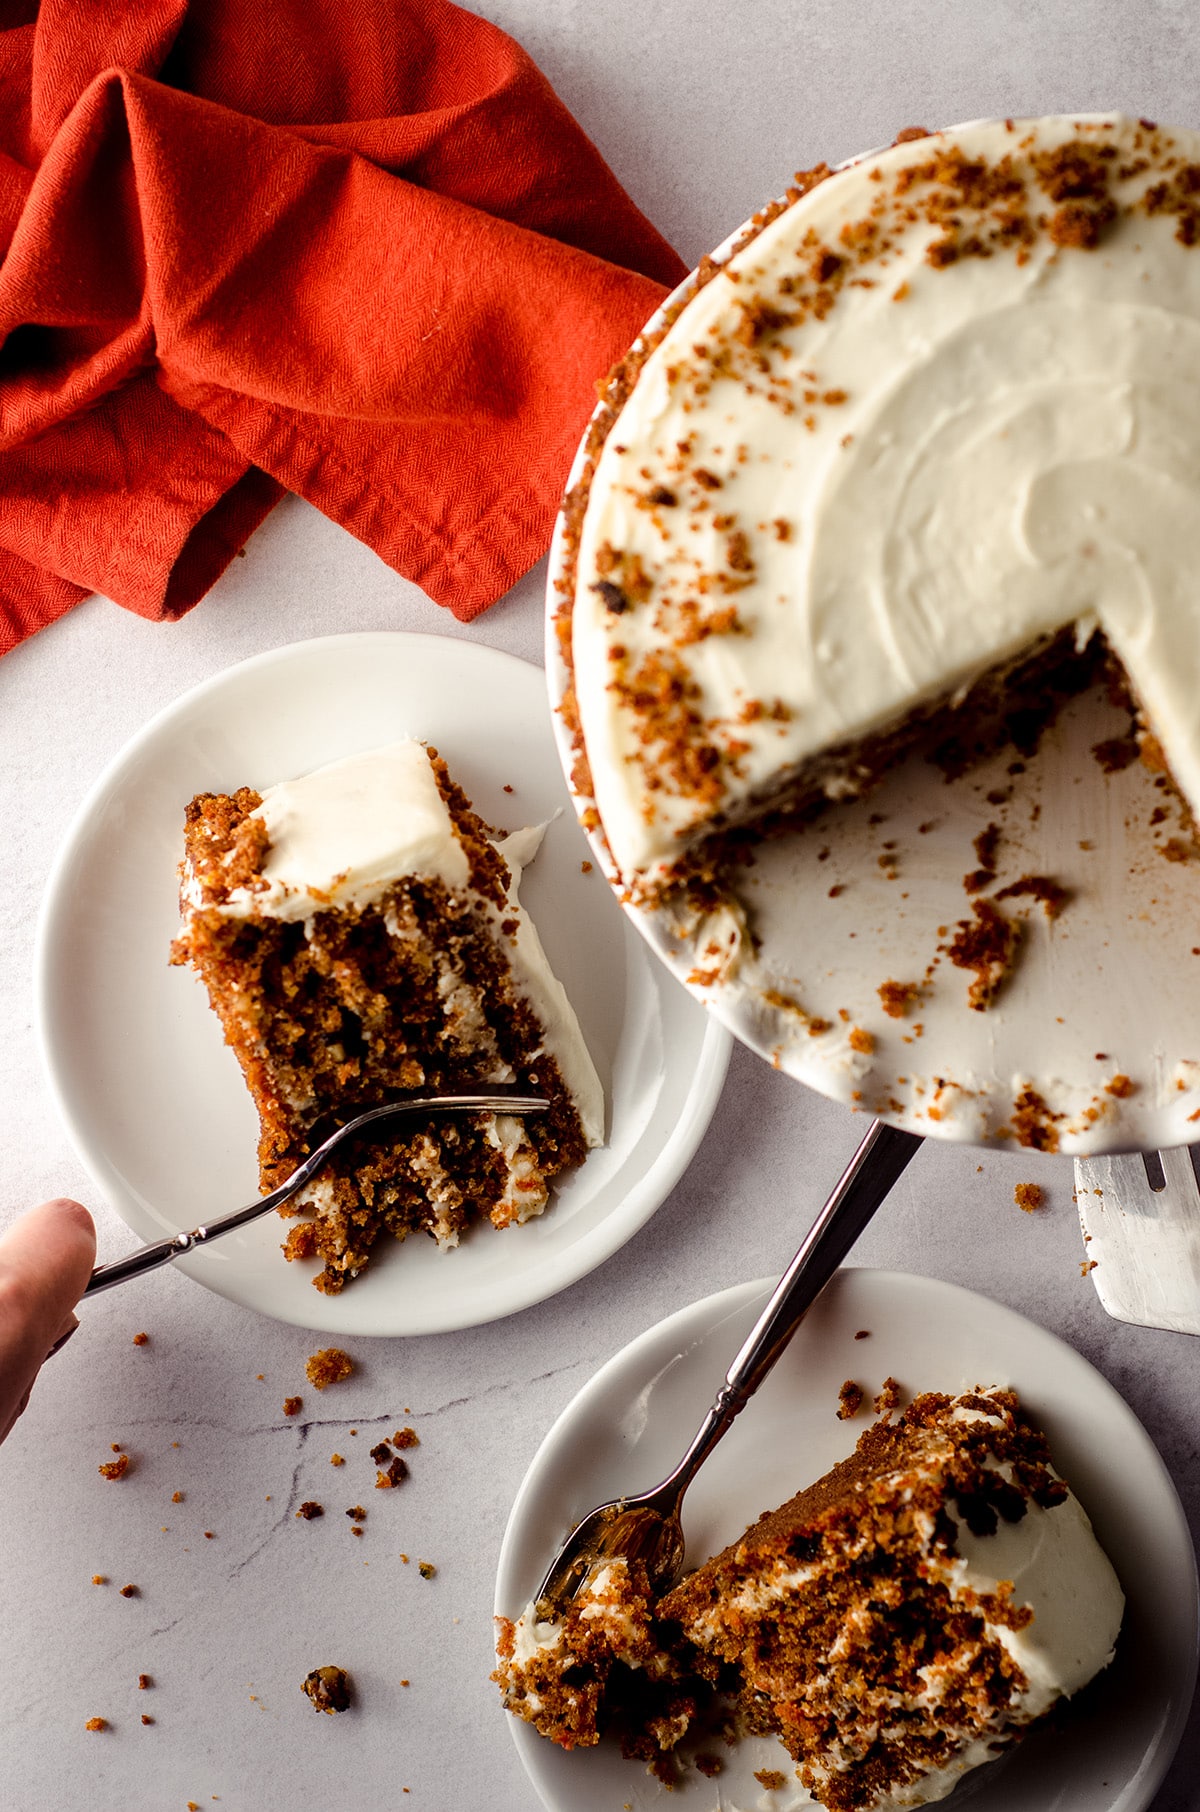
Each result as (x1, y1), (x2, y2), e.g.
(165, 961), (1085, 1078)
(569, 114), (1200, 892)
(183, 739), (604, 1150)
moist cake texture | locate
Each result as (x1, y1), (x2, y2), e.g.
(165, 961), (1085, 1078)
(495, 1388), (1123, 1807)
(171, 740), (603, 1292)
(557, 114), (1200, 899)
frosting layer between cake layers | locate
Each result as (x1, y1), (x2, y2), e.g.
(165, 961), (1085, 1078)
(569, 114), (1200, 892)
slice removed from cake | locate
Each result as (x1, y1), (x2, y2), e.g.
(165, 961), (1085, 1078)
(171, 739), (603, 1292)
(495, 1387), (1124, 1808)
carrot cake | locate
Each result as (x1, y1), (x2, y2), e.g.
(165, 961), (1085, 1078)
(171, 740), (603, 1292)
(555, 115), (1200, 902)
(495, 1388), (1124, 1807)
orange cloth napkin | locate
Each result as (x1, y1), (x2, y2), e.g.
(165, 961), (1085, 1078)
(0, 0), (687, 655)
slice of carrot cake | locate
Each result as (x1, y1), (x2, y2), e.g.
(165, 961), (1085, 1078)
(496, 1387), (1124, 1807)
(171, 740), (603, 1292)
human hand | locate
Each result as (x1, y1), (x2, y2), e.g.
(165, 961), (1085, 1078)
(0, 1199), (96, 1444)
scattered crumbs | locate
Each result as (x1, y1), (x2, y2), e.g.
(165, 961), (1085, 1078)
(91, 1575), (107, 1586)
(306, 1348), (354, 1390)
(828, 883), (845, 898)
(351, 1526), (363, 1538)
(581, 860), (593, 874)
(141, 1714), (154, 1726)
(836, 1380), (864, 1420)
(171, 1441), (180, 1449)
(993, 874), (1071, 918)
(853, 1329), (870, 1341)
(189, 1803), (201, 1810)
(503, 783), (514, 794)
(392, 1428), (419, 1449)
(172, 1491), (184, 1503)
(84, 1718), (108, 1733)
(204, 1532), (215, 1541)
(877, 979), (918, 1019)
(1105, 1074), (1135, 1098)
(256, 1374), (265, 1381)
(696, 1754), (723, 1779)
(418, 1560), (437, 1580)
(400, 1678), (410, 1687)
(99, 1455), (130, 1481)
(976, 1164), (983, 1173)
(369, 1442), (391, 1465)
(755, 1771), (787, 1791)
(1160, 837), (1194, 864)
(346, 1506), (367, 1522)
(1014, 1182), (1044, 1213)
(111, 1443), (122, 1453)
(330, 1454), (345, 1467)
(1081, 1259), (1099, 1276)
(120, 1584), (138, 1599)
(944, 900), (1021, 1010)
(349, 1429), (357, 1436)
(400, 1553), (409, 1564)
(302, 1666), (353, 1715)
(132, 1332), (149, 1346)
(376, 1459), (408, 1489)
(138, 1675), (152, 1690)
(296, 1502), (324, 1521)
(847, 1026), (874, 1055)
(874, 1376), (903, 1415)
(283, 1397), (303, 1418)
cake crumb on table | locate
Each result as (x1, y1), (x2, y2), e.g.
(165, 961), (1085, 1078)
(376, 1458), (408, 1489)
(1014, 1182), (1044, 1212)
(120, 1584), (138, 1598)
(754, 1770), (787, 1791)
(84, 1718), (108, 1732)
(836, 1380), (864, 1420)
(305, 1348), (355, 1390)
(138, 1675), (152, 1690)
(172, 1490), (184, 1503)
(301, 1666), (352, 1714)
(393, 1427), (419, 1448)
(132, 1332), (149, 1346)
(98, 1454), (130, 1480)
(141, 1714), (154, 1725)
(282, 1397), (302, 1417)
(296, 1502), (324, 1521)
(346, 1506), (366, 1521)
(91, 1575), (107, 1586)
(418, 1560), (437, 1579)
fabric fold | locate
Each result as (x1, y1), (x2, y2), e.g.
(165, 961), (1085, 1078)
(0, 0), (687, 654)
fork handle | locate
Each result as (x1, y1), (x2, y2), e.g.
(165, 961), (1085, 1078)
(670, 1118), (922, 1486)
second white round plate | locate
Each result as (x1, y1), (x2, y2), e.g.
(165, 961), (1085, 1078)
(35, 632), (731, 1336)
(497, 1268), (1198, 1812)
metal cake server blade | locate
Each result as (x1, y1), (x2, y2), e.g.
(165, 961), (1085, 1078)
(1075, 1145), (1200, 1336)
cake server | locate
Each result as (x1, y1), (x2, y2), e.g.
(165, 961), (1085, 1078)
(1075, 1145), (1200, 1336)
(83, 1091), (548, 1296)
(531, 1117), (922, 1613)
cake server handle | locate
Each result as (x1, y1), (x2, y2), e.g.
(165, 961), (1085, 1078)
(82, 1092), (549, 1297)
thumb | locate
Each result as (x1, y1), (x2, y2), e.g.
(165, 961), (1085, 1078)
(0, 1199), (96, 1442)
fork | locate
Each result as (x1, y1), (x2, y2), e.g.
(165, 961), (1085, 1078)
(531, 1117), (922, 1614)
(84, 1090), (548, 1296)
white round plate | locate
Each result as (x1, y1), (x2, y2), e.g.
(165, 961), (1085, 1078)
(545, 152), (1200, 1156)
(35, 632), (730, 1337)
(497, 1268), (1198, 1812)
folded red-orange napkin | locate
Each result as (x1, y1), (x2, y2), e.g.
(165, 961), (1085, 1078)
(0, 0), (687, 655)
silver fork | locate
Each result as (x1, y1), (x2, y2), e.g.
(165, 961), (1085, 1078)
(1075, 1144), (1200, 1336)
(531, 1118), (922, 1613)
(84, 1090), (548, 1296)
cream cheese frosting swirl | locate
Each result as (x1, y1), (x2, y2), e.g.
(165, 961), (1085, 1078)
(569, 114), (1200, 892)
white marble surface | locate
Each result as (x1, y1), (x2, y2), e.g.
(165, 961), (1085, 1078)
(2, 4), (1199, 1808)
